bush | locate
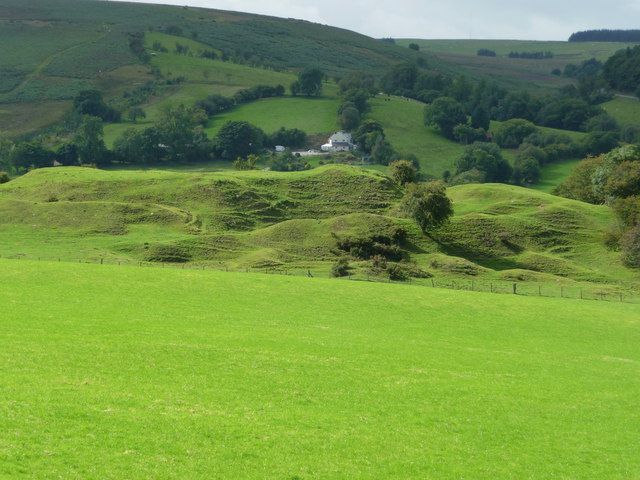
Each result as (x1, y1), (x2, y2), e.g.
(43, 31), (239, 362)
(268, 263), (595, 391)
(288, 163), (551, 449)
(390, 160), (418, 185)
(387, 264), (410, 281)
(331, 258), (351, 277)
(620, 225), (640, 268)
(0, 171), (9, 184)
(233, 154), (258, 171)
(270, 152), (310, 172)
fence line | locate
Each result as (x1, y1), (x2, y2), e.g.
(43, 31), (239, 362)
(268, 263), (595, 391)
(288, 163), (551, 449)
(1, 254), (638, 304)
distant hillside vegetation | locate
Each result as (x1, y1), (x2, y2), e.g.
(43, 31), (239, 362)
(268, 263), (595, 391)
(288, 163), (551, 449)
(570, 30), (640, 42)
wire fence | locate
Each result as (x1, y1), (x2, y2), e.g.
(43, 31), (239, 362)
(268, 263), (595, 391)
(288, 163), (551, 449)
(2, 254), (639, 304)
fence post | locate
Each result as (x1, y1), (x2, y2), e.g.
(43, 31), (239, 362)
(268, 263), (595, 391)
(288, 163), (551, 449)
(560, 286), (564, 298)
(538, 285), (542, 296)
(513, 283), (517, 295)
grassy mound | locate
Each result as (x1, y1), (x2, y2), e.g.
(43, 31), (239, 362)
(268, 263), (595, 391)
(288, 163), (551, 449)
(1, 258), (639, 478)
(0, 166), (638, 292)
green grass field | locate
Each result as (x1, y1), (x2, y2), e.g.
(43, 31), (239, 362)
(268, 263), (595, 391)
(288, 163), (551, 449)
(532, 159), (582, 193)
(602, 96), (640, 126)
(1, 258), (639, 478)
(204, 97), (340, 137)
(370, 96), (465, 177)
(396, 39), (639, 93)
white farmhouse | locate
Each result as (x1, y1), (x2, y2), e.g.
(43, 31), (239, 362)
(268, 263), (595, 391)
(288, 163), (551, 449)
(321, 131), (354, 152)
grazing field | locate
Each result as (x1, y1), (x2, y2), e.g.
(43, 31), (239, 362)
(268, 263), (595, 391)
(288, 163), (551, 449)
(369, 95), (465, 177)
(204, 97), (341, 137)
(1, 258), (639, 478)
(396, 39), (639, 93)
(602, 96), (640, 126)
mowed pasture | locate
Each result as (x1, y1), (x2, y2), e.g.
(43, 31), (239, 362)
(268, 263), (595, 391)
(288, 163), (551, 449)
(396, 39), (639, 93)
(1, 259), (639, 478)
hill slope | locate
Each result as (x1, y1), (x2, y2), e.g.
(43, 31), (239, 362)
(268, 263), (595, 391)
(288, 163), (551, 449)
(396, 39), (640, 93)
(1, 258), (639, 478)
(0, 0), (428, 135)
(0, 165), (638, 295)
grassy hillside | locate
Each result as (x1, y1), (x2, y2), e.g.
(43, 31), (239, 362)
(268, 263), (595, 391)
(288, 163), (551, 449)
(369, 96), (465, 177)
(602, 96), (640, 126)
(204, 97), (341, 137)
(396, 39), (639, 93)
(0, 0), (427, 135)
(0, 165), (637, 296)
(1, 258), (639, 478)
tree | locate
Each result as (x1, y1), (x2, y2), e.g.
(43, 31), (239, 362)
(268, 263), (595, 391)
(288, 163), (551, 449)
(155, 105), (211, 162)
(371, 137), (396, 165)
(73, 90), (120, 122)
(401, 181), (454, 234)
(128, 107), (147, 123)
(512, 156), (541, 185)
(331, 258), (351, 277)
(471, 104), (491, 130)
(0, 171), (9, 184)
(424, 97), (467, 139)
(0, 137), (14, 172)
(353, 120), (385, 153)
(409, 43), (420, 51)
(74, 116), (108, 165)
(340, 106), (360, 131)
(54, 143), (79, 166)
(584, 114), (620, 132)
(494, 119), (538, 148)
(455, 142), (512, 182)
(216, 121), (265, 160)
(9, 142), (54, 171)
(390, 160), (418, 185)
(291, 68), (324, 97)
(342, 88), (371, 113)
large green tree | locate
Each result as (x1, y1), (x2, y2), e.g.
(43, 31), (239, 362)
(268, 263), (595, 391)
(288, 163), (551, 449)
(401, 181), (454, 234)
(216, 121), (265, 160)
(74, 116), (108, 165)
(291, 68), (324, 97)
(424, 97), (467, 140)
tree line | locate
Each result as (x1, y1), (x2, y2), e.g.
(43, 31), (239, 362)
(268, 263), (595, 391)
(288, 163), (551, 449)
(569, 30), (640, 42)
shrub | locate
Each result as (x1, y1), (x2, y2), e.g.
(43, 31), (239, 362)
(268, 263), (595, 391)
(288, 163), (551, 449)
(233, 154), (258, 171)
(331, 258), (351, 277)
(390, 160), (418, 185)
(270, 152), (310, 172)
(621, 225), (640, 268)
(387, 264), (410, 281)
(0, 171), (9, 184)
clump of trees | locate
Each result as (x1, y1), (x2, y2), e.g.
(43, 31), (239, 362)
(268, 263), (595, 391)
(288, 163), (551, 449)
(270, 152), (310, 172)
(196, 84), (285, 116)
(352, 120), (398, 165)
(73, 90), (121, 123)
(291, 68), (324, 97)
(477, 49), (497, 57)
(603, 46), (640, 92)
(508, 51), (554, 60)
(555, 145), (640, 267)
(570, 29), (640, 42)
(390, 160), (418, 185)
